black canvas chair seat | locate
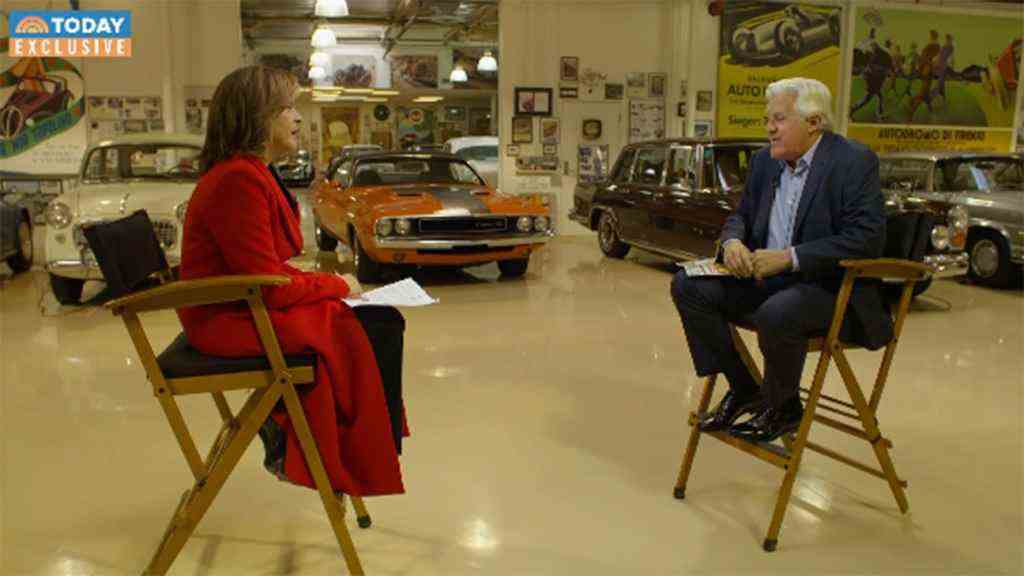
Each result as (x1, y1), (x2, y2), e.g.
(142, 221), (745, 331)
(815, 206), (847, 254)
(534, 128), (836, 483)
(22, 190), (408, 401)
(157, 333), (316, 379)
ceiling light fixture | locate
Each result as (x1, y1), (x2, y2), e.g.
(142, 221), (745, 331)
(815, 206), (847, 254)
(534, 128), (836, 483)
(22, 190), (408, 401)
(413, 96), (445, 103)
(449, 66), (468, 83)
(308, 66), (327, 80)
(311, 25), (336, 47)
(309, 51), (330, 68)
(372, 89), (400, 96)
(315, 0), (349, 17)
(477, 51), (497, 72)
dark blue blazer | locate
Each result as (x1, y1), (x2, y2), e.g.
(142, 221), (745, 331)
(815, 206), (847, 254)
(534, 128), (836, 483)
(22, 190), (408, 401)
(720, 130), (893, 349)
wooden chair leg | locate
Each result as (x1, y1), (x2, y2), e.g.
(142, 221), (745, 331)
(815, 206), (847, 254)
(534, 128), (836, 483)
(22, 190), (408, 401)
(674, 374), (717, 500)
(832, 350), (910, 514)
(280, 381), (365, 575)
(349, 496), (373, 529)
(145, 388), (280, 575)
(763, 348), (832, 552)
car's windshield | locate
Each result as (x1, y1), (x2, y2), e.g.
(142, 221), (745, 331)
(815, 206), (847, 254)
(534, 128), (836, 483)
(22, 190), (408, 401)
(880, 159), (931, 190)
(84, 145), (201, 181)
(710, 145), (760, 191)
(937, 157), (1024, 192)
(455, 145), (498, 163)
(351, 157), (483, 186)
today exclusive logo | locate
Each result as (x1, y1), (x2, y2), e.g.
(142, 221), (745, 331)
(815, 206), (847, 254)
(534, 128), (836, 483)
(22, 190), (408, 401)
(9, 11), (133, 58)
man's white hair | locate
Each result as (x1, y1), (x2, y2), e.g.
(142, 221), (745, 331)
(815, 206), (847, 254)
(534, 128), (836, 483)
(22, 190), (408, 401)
(766, 77), (834, 130)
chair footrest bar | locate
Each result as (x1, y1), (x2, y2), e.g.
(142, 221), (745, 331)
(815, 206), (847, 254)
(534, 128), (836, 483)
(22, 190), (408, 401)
(800, 386), (858, 411)
(690, 412), (790, 469)
(803, 441), (907, 487)
(800, 390), (863, 421)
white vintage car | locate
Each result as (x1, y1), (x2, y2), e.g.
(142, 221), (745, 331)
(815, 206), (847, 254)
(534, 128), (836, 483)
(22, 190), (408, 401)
(44, 133), (203, 304)
(444, 136), (498, 187)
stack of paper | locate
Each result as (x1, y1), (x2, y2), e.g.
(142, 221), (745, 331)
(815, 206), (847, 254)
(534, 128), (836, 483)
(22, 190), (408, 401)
(676, 258), (730, 277)
(343, 278), (439, 308)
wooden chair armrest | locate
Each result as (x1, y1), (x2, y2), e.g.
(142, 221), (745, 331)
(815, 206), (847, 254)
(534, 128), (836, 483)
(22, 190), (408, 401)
(839, 258), (932, 281)
(107, 275), (291, 314)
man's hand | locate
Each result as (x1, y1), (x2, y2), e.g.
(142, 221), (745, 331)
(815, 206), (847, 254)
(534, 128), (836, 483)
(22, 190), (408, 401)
(722, 241), (754, 278)
(339, 273), (363, 297)
(751, 249), (793, 281)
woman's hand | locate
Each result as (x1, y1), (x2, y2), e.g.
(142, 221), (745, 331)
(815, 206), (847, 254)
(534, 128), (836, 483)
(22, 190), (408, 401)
(338, 273), (363, 297)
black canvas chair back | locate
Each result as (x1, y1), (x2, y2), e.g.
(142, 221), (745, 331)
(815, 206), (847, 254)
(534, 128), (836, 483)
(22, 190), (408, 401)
(82, 209), (170, 298)
(884, 210), (935, 262)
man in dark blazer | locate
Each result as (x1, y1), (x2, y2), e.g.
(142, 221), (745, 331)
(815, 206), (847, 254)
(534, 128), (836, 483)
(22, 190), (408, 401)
(670, 77), (892, 443)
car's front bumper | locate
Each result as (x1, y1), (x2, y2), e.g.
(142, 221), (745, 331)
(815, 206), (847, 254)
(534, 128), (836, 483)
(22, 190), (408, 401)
(923, 251), (969, 278)
(367, 233), (552, 265)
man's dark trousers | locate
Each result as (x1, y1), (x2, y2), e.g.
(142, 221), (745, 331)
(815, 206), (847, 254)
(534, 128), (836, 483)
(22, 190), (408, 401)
(670, 270), (840, 409)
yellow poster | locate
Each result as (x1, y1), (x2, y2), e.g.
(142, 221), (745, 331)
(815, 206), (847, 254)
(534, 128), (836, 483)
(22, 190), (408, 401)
(847, 125), (1014, 154)
(716, 2), (843, 139)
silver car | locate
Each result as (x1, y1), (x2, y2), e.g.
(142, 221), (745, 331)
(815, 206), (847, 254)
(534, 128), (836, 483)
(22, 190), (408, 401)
(880, 152), (1023, 287)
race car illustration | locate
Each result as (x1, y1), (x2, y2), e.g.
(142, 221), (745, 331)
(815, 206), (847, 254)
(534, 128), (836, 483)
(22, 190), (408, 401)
(0, 75), (74, 139)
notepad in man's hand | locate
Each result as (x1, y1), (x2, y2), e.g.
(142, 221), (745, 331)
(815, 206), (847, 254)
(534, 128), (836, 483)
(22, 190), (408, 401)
(677, 258), (731, 277)
(343, 278), (439, 308)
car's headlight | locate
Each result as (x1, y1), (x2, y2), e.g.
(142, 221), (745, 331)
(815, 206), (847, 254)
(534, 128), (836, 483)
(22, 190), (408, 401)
(376, 219), (393, 236)
(395, 218), (412, 235)
(516, 215), (532, 232)
(533, 215), (549, 232)
(175, 201), (189, 223)
(45, 201), (72, 229)
(947, 205), (968, 249)
(931, 225), (950, 251)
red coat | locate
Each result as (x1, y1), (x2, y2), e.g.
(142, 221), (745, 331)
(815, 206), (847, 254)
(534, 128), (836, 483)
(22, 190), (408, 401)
(177, 154), (404, 496)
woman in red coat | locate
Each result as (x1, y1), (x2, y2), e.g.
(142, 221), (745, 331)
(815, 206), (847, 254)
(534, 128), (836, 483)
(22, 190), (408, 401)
(177, 65), (405, 497)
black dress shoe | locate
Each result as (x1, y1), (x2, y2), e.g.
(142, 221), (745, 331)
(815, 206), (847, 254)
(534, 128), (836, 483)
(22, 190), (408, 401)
(729, 404), (803, 443)
(699, 390), (761, 432)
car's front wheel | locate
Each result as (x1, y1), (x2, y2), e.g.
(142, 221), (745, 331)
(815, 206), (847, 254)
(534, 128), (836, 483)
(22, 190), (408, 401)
(352, 231), (382, 284)
(967, 230), (1013, 287)
(597, 211), (630, 258)
(315, 221), (338, 251)
(6, 218), (33, 273)
(50, 274), (84, 305)
(498, 258), (529, 278)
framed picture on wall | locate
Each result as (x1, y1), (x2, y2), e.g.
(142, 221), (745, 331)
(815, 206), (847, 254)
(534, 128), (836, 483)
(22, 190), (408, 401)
(696, 90), (713, 112)
(507, 144), (521, 157)
(540, 118), (560, 145)
(512, 116), (534, 143)
(560, 86), (578, 99)
(582, 118), (602, 141)
(514, 87), (553, 116)
(649, 73), (666, 98)
(560, 57), (579, 82)
(605, 83), (624, 100)
(694, 120), (713, 138)
(543, 144), (557, 156)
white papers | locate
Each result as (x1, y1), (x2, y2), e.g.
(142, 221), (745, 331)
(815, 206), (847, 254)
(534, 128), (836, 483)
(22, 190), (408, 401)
(344, 278), (438, 308)
(677, 258), (730, 277)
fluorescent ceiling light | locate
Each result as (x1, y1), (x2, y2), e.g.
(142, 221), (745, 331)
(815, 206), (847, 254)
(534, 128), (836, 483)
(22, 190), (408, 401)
(365, 97), (388, 102)
(372, 89), (400, 96)
(477, 51), (497, 72)
(311, 26), (336, 47)
(449, 66), (468, 83)
(309, 51), (330, 68)
(413, 96), (444, 103)
(315, 0), (349, 17)
(344, 88), (374, 94)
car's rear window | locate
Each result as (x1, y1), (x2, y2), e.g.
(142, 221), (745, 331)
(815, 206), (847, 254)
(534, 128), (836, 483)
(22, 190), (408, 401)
(352, 158), (482, 186)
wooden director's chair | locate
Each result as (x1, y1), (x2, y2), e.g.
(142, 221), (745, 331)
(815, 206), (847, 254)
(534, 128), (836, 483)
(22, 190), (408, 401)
(673, 212), (934, 552)
(84, 211), (372, 575)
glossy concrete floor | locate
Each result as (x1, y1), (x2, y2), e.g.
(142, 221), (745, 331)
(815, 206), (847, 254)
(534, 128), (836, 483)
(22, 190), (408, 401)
(1, 192), (1022, 575)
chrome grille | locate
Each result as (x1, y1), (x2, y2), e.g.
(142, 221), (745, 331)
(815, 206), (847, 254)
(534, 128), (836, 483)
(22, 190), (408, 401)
(73, 219), (178, 249)
(417, 217), (508, 235)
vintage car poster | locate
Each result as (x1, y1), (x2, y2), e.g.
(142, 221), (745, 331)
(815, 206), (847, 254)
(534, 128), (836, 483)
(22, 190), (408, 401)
(0, 21), (88, 173)
(322, 106), (361, 160)
(390, 54), (438, 90)
(578, 144), (610, 184)
(846, 6), (1020, 153)
(333, 55), (376, 88)
(629, 100), (666, 143)
(452, 48), (498, 89)
(716, 1), (843, 138)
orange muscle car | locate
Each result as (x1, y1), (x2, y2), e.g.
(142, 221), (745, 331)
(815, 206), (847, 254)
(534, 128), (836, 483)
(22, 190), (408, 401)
(312, 152), (553, 282)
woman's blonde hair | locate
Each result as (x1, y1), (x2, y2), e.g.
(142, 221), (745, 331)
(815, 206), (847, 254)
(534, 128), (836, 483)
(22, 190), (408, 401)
(199, 65), (296, 173)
